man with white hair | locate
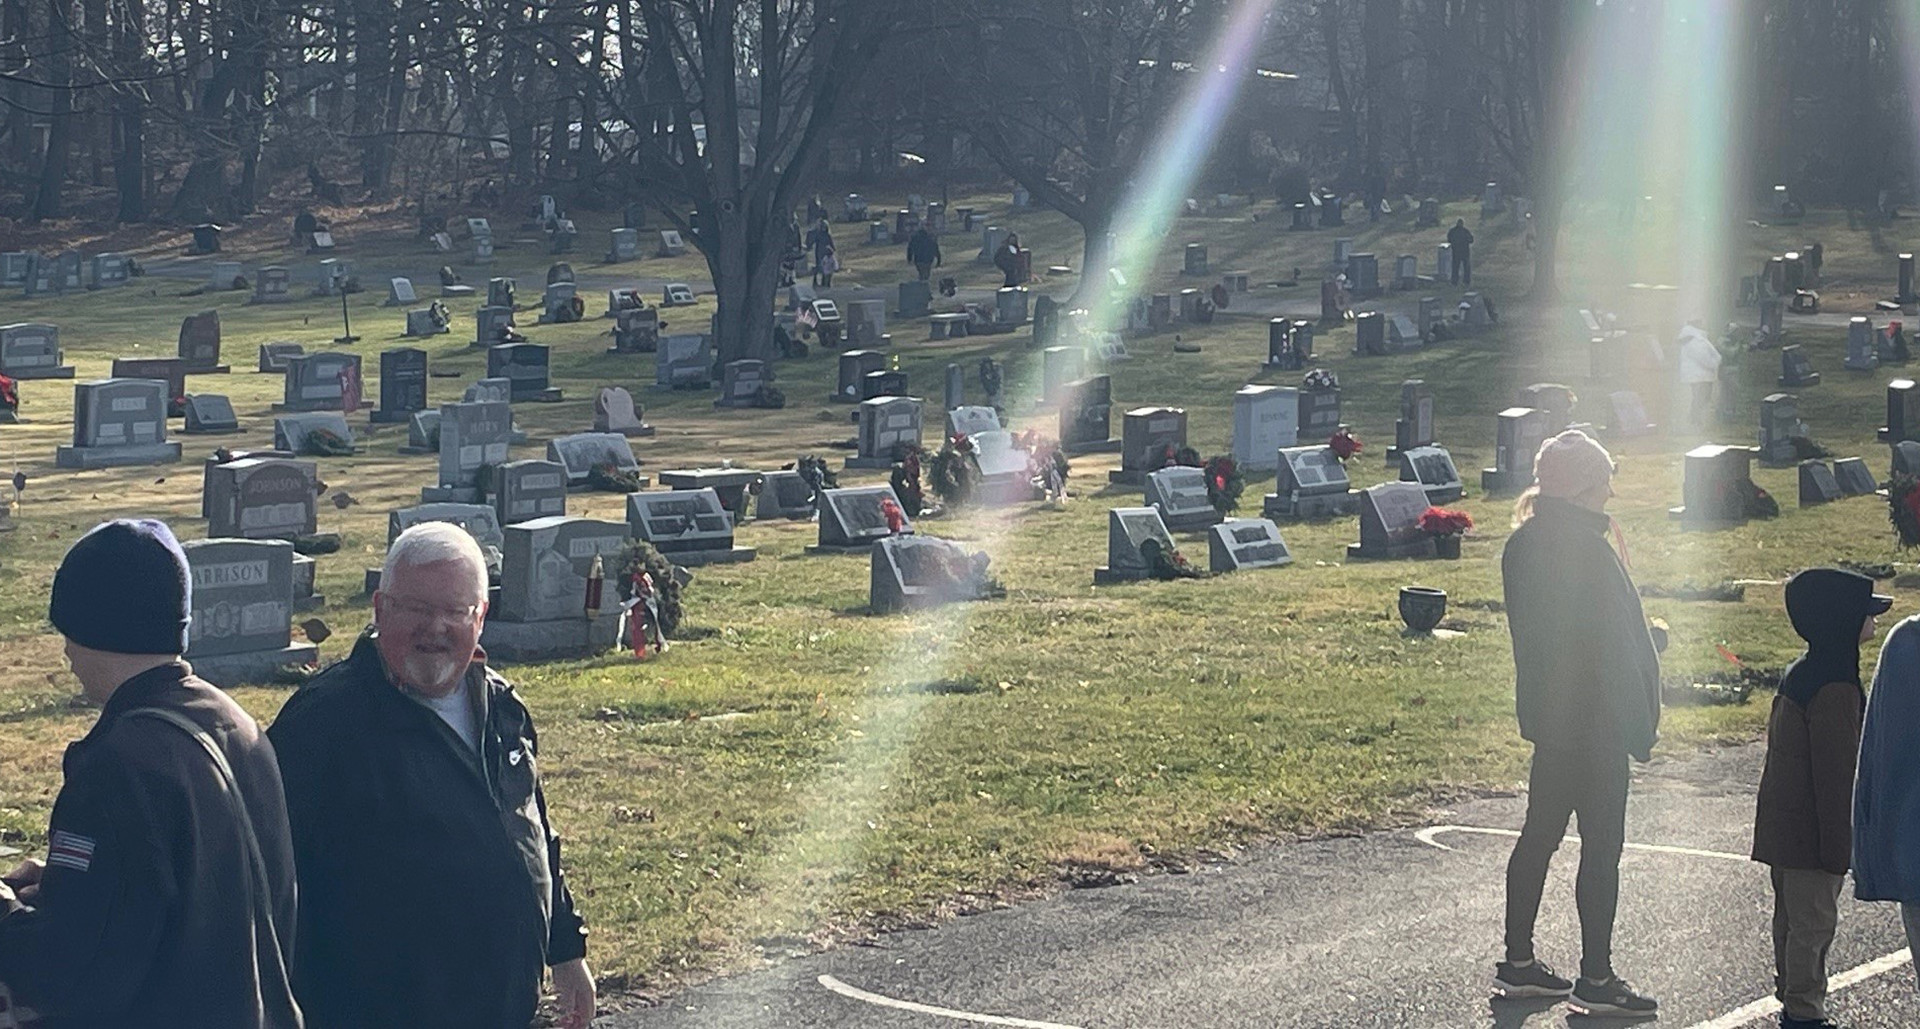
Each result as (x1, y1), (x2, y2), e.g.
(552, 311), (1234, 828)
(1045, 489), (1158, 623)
(269, 523), (595, 1028)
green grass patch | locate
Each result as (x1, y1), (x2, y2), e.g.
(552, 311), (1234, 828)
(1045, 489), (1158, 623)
(0, 192), (1909, 992)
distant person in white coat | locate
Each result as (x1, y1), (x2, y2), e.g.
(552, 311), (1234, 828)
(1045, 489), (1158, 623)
(1677, 320), (1723, 429)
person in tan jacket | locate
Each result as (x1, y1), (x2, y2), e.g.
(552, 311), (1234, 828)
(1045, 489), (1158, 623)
(1753, 567), (1892, 1029)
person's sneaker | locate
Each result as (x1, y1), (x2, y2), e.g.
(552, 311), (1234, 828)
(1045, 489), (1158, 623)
(1570, 976), (1658, 1017)
(1492, 959), (1574, 998)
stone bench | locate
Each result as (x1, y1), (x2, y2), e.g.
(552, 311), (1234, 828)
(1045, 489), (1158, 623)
(928, 313), (971, 340)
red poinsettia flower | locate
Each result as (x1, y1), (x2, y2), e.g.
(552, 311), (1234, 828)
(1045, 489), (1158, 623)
(1328, 429), (1363, 460)
(0, 373), (17, 410)
(880, 497), (906, 534)
(1417, 506), (1474, 536)
(1903, 486), (1920, 526)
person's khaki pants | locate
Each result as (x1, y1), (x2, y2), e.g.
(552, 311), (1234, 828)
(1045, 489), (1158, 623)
(1772, 866), (1844, 1020)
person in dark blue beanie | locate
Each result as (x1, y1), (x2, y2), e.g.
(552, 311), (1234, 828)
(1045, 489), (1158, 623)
(0, 518), (302, 1027)
(48, 517), (191, 660)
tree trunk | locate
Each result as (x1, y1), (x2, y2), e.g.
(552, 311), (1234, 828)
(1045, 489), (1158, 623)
(112, 0), (148, 222)
(30, 0), (76, 221)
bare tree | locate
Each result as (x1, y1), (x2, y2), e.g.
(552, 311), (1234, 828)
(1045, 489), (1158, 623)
(933, 0), (1217, 304)
(590, 0), (900, 363)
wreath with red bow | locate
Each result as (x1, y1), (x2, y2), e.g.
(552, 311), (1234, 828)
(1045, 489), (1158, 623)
(1202, 455), (1245, 515)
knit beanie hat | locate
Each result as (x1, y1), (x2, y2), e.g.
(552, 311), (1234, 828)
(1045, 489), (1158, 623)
(1532, 429), (1615, 499)
(50, 518), (192, 655)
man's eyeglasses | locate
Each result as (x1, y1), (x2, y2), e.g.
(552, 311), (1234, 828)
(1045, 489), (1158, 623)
(382, 595), (482, 625)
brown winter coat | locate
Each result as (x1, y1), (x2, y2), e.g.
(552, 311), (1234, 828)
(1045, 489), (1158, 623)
(1752, 680), (1865, 875)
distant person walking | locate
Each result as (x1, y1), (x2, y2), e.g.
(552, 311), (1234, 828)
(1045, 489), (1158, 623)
(995, 232), (1023, 288)
(1493, 430), (1662, 1019)
(806, 218), (836, 288)
(1755, 568), (1887, 1029)
(1854, 611), (1920, 994)
(907, 225), (942, 282)
(1447, 219), (1475, 286)
(1678, 319), (1724, 429)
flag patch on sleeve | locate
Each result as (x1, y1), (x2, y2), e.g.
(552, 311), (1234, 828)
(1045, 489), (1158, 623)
(47, 830), (96, 872)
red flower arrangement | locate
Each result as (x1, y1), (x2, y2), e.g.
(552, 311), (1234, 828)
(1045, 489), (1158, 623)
(1202, 455), (1245, 515)
(0, 373), (17, 414)
(1328, 428), (1363, 461)
(880, 496), (908, 534)
(1417, 506), (1474, 536)
(1891, 474), (1920, 547)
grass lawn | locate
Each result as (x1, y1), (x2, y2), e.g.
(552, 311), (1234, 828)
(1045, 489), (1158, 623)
(0, 190), (1912, 997)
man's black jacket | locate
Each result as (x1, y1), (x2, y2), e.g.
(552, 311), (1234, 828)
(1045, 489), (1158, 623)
(0, 663), (302, 1029)
(267, 634), (587, 1029)
(1447, 223), (1475, 257)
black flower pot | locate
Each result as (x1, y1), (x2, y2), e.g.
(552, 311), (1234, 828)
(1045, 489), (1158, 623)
(1398, 586), (1448, 634)
(1433, 534), (1462, 559)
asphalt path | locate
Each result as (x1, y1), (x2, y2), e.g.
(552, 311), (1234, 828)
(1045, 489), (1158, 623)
(604, 743), (1919, 1028)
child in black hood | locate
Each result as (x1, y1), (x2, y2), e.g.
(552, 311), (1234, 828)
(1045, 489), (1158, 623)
(1752, 567), (1892, 1029)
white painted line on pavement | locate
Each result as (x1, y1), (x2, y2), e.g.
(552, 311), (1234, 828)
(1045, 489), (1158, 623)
(1419, 825), (1916, 1027)
(818, 974), (1087, 1029)
(1678, 948), (1913, 1029)
(1414, 824), (1750, 863)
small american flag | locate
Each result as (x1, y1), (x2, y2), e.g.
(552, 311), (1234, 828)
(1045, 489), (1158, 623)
(339, 363), (362, 414)
(46, 829), (95, 872)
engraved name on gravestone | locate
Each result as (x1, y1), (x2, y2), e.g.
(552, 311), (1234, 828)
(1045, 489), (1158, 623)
(0, 322), (72, 378)
(1353, 481), (1434, 557)
(816, 486), (912, 550)
(496, 517), (630, 623)
(206, 458), (318, 539)
(853, 396), (923, 466)
(438, 401), (514, 489)
(1207, 518), (1292, 573)
(626, 488), (736, 555)
(388, 503), (505, 551)
(182, 539), (294, 658)
(1145, 465), (1221, 531)
(281, 353), (361, 412)
(546, 432), (642, 488)
(1231, 385), (1298, 472)
(57, 378), (182, 469)
(491, 459), (569, 524)
(110, 357), (188, 416)
(1399, 444), (1464, 504)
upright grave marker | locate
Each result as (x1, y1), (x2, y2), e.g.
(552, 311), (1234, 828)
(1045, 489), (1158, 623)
(56, 378), (182, 468)
(181, 539), (315, 688)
